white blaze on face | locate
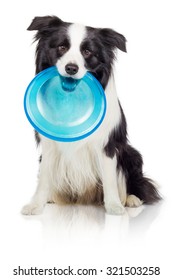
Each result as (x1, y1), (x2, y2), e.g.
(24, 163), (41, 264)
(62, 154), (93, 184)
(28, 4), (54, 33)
(57, 23), (87, 79)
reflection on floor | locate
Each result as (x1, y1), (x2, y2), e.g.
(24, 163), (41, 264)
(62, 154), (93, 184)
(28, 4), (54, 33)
(22, 201), (163, 243)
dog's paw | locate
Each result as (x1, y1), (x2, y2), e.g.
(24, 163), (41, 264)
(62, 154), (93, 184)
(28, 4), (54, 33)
(126, 195), (143, 208)
(105, 202), (125, 215)
(21, 203), (44, 215)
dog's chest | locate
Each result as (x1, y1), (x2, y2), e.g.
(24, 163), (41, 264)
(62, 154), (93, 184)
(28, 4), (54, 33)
(49, 141), (102, 194)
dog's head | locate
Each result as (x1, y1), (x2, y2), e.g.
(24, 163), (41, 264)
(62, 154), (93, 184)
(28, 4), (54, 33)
(28, 16), (126, 88)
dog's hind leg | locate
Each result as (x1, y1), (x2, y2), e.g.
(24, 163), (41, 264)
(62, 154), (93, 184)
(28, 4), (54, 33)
(118, 144), (161, 206)
(126, 194), (143, 207)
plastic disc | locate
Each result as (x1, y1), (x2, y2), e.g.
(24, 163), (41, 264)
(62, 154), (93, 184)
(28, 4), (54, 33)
(24, 66), (106, 142)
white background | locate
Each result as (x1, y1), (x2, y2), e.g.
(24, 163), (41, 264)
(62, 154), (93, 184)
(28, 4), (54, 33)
(1, 0), (173, 279)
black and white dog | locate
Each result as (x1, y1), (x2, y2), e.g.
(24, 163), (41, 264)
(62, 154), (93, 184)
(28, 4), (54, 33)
(22, 16), (161, 215)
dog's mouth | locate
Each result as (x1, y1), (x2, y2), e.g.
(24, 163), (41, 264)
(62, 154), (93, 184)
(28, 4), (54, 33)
(60, 76), (81, 92)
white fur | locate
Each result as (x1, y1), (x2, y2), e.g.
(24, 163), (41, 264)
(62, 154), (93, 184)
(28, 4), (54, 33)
(117, 170), (127, 206)
(22, 23), (128, 216)
(126, 195), (143, 207)
(57, 23), (87, 79)
(101, 154), (125, 215)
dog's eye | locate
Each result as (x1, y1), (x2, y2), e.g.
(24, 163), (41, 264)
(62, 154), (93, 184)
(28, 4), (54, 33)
(58, 45), (68, 54)
(82, 49), (92, 58)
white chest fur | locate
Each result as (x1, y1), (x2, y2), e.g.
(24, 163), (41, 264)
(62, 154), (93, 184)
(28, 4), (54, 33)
(40, 74), (121, 197)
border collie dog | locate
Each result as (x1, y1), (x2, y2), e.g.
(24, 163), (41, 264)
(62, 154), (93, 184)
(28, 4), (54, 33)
(22, 16), (161, 215)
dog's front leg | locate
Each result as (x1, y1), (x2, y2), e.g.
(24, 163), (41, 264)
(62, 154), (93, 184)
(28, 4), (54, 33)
(102, 154), (125, 215)
(21, 160), (50, 215)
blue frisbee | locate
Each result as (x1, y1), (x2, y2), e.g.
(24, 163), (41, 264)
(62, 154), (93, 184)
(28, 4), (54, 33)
(24, 66), (106, 142)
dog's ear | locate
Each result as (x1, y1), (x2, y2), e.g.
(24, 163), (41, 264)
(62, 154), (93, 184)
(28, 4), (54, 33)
(27, 16), (63, 31)
(99, 28), (127, 52)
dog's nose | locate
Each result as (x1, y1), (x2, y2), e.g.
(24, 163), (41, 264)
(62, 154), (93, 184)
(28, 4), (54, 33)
(65, 63), (79, 75)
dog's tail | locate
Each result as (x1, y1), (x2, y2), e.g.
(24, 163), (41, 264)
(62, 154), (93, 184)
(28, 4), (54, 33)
(128, 174), (161, 204)
(117, 144), (162, 204)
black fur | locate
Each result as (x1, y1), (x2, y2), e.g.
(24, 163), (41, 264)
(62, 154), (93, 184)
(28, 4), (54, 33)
(28, 16), (70, 74)
(104, 106), (161, 203)
(28, 16), (126, 88)
(81, 27), (126, 88)
(34, 130), (41, 145)
(28, 16), (161, 204)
